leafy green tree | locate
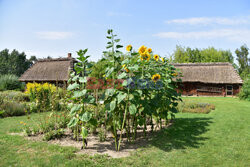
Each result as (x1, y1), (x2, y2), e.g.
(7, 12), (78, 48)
(235, 45), (250, 79)
(172, 45), (234, 64)
(238, 74), (250, 101)
(0, 49), (36, 76)
(89, 60), (107, 78)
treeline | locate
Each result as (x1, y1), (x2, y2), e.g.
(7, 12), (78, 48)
(171, 46), (234, 63)
(0, 49), (37, 77)
(171, 45), (249, 79)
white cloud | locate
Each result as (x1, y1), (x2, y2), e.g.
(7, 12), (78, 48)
(153, 29), (250, 42)
(35, 31), (74, 40)
(165, 16), (250, 25)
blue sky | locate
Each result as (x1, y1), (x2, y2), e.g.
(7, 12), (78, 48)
(0, 0), (250, 62)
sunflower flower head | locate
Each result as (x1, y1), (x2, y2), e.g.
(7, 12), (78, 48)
(140, 52), (151, 61)
(126, 45), (132, 52)
(161, 57), (164, 62)
(152, 74), (161, 82)
(147, 48), (152, 53)
(154, 54), (159, 61)
(138, 45), (147, 55)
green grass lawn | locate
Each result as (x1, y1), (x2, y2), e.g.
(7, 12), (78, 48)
(0, 97), (249, 167)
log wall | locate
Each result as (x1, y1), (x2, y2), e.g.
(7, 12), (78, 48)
(178, 82), (241, 96)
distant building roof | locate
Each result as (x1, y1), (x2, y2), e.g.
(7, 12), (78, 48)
(173, 62), (243, 84)
(19, 57), (77, 82)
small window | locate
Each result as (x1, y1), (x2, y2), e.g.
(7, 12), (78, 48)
(226, 85), (233, 96)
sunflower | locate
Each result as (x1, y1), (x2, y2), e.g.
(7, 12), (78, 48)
(140, 52), (151, 61)
(152, 74), (161, 82)
(147, 48), (152, 53)
(154, 54), (159, 61)
(138, 45), (147, 55)
(126, 45), (132, 52)
(161, 57), (164, 62)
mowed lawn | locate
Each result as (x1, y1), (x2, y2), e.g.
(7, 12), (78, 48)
(0, 97), (249, 167)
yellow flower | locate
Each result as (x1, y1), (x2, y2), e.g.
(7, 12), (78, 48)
(173, 72), (178, 77)
(161, 57), (164, 62)
(154, 54), (159, 61)
(147, 48), (152, 53)
(20, 121), (24, 124)
(140, 52), (151, 61)
(126, 45), (132, 52)
(138, 45), (147, 55)
(122, 64), (130, 72)
(152, 74), (161, 82)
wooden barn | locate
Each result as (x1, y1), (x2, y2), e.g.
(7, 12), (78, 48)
(174, 63), (243, 96)
(19, 53), (76, 86)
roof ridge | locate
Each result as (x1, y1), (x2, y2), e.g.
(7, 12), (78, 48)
(172, 62), (231, 66)
(37, 57), (76, 62)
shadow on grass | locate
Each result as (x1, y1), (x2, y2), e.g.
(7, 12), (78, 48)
(150, 117), (213, 152)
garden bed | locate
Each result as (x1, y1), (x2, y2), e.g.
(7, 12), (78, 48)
(16, 123), (172, 158)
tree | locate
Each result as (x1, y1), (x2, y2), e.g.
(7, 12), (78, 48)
(0, 49), (36, 76)
(235, 45), (250, 79)
(172, 45), (234, 64)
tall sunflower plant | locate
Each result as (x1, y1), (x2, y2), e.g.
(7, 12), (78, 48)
(67, 49), (96, 149)
(66, 29), (182, 151)
(102, 29), (182, 151)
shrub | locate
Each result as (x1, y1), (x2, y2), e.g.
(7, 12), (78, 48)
(25, 82), (57, 100)
(0, 91), (30, 102)
(178, 102), (215, 114)
(239, 75), (250, 101)
(25, 82), (58, 112)
(0, 74), (25, 91)
(0, 98), (28, 117)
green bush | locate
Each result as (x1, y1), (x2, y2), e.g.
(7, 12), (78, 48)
(0, 74), (25, 91)
(0, 98), (28, 117)
(239, 75), (250, 101)
(0, 91), (29, 102)
(178, 102), (215, 114)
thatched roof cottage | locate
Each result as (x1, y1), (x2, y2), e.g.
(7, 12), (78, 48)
(19, 55), (242, 96)
(174, 62), (243, 96)
(19, 53), (76, 85)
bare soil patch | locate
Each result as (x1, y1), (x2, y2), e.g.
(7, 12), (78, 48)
(10, 123), (172, 158)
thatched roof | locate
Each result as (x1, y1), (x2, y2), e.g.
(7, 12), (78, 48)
(19, 57), (77, 82)
(173, 62), (243, 84)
